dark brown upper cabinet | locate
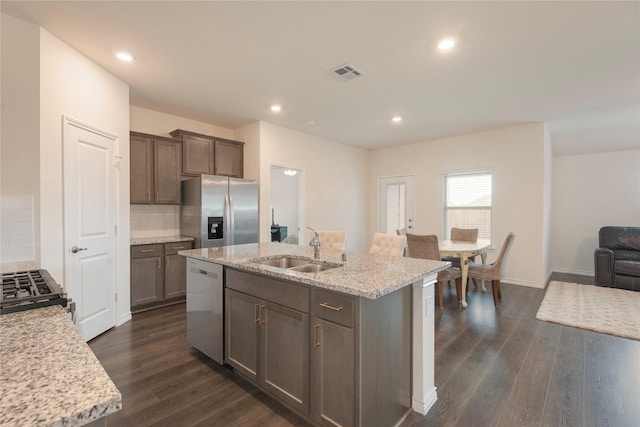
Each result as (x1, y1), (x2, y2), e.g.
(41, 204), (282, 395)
(130, 131), (181, 204)
(169, 129), (244, 178)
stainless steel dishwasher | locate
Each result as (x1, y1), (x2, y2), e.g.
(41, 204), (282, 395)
(186, 258), (223, 364)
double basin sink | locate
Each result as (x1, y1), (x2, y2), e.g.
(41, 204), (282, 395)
(251, 255), (341, 273)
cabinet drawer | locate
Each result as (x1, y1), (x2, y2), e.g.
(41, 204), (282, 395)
(164, 241), (193, 255)
(131, 244), (164, 259)
(312, 289), (356, 328)
(226, 269), (309, 313)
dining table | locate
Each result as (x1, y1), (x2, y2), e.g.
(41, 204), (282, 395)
(438, 239), (492, 308)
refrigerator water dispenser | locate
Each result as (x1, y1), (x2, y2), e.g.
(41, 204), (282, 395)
(208, 217), (224, 239)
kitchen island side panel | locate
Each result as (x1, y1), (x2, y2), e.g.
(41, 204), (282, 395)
(359, 285), (412, 426)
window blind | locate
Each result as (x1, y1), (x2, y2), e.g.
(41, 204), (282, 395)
(444, 172), (492, 242)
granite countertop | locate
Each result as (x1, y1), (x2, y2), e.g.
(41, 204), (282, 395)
(179, 242), (449, 299)
(0, 306), (121, 427)
(130, 235), (194, 245)
(1, 260), (38, 274)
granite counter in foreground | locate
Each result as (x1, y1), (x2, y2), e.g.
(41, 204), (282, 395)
(0, 306), (121, 427)
(179, 242), (449, 299)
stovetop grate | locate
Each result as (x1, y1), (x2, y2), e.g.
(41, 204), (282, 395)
(2, 270), (53, 298)
(1, 269), (67, 314)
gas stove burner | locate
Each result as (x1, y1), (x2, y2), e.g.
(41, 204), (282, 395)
(1, 269), (67, 314)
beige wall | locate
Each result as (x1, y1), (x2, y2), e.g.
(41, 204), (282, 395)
(369, 123), (549, 287)
(1, 14), (41, 263)
(130, 105), (235, 140)
(542, 125), (553, 280)
(258, 122), (370, 252)
(552, 149), (640, 275)
(234, 121), (261, 182)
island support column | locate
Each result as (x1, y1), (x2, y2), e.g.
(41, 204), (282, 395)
(412, 273), (437, 415)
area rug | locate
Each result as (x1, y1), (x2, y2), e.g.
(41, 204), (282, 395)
(536, 281), (640, 341)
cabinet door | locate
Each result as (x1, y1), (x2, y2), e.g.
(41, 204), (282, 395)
(214, 140), (243, 178)
(226, 289), (259, 382)
(182, 135), (213, 175)
(130, 135), (153, 203)
(154, 140), (181, 204)
(312, 318), (356, 427)
(262, 301), (310, 414)
(131, 256), (163, 307)
(164, 254), (186, 298)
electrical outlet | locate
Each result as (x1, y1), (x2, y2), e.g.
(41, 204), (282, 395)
(426, 296), (434, 317)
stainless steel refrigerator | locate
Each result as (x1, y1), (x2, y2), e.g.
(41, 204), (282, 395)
(181, 175), (259, 248)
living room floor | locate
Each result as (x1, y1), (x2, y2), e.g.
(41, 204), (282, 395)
(89, 273), (640, 427)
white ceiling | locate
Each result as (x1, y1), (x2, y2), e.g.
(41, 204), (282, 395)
(3, 1), (639, 156)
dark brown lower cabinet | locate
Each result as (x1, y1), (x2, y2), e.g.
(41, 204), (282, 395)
(164, 241), (192, 299)
(131, 241), (193, 311)
(224, 268), (411, 427)
(226, 288), (310, 414)
(131, 244), (164, 307)
(312, 318), (355, 427)
(131, 253), (163, 306)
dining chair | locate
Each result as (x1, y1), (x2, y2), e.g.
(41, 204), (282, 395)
(406, 233), (462, 309)
(369, 232), (407, 257)
(310, 230), (347, 251)
(467, 232), (516, 307)
(396, 228), (407, 255)
(443, 227), (479, 287)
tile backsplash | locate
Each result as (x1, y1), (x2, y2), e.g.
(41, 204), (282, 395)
(130, 205), (180, 238)
(1, 195), (35, 262)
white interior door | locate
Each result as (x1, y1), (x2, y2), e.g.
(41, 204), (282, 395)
(63, 117), (118, 341)
(379, 176), (414, 234)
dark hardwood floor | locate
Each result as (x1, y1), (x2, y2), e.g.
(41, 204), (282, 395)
(89, 274), (640, 426)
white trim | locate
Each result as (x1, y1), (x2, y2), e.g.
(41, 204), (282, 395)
(412, 387), (438, 415)
(443, 170), (493, 243)
(411, 277), (437, 417)
(378, 175), (415, 234)
(269, 163), (304, 246)
(552, 267), (594, 276)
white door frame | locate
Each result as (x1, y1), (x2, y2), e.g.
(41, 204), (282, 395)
(379, 175), (415, 234)
(63, 116), (119, 341)
(270, 163), (304, 245)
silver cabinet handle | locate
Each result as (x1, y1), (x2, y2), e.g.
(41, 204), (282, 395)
(71, 245), (87, 253)
(314, 323), (320, 348)
(320, 302), (343, 311)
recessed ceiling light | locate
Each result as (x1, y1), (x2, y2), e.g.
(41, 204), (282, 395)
(115, 51), (134, 61)
(392, 116), (403, 123)
(270, 104), (282, 112)
(437, 38), (456, 50)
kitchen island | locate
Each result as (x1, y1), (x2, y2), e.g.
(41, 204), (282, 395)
(0, 306), (122, 426)
(180, 242), (447, 427)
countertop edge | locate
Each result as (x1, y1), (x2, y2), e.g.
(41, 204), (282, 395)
(179, 245), (449, 299)
(130, 236), (195, 245)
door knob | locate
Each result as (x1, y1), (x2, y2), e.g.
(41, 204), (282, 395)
(71, 245), (87, 253)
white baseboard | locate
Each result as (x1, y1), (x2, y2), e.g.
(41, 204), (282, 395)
(412, 387), (437, 415)
(499, 278), (546, 288)
(552, 267), (594, 277)
(118, 311), (132, 326)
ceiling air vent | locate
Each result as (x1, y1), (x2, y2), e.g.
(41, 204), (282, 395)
(329, 63), (363, 82)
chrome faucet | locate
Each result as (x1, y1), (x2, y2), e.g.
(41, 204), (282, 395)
(308, 226), (321, 259)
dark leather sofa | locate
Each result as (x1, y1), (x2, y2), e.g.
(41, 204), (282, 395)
(594, 226), (640, 291)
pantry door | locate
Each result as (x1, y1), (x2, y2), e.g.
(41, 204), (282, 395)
(63, 117), (118, 341)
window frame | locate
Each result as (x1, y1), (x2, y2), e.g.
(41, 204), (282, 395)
(443, 170), (493, 244)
